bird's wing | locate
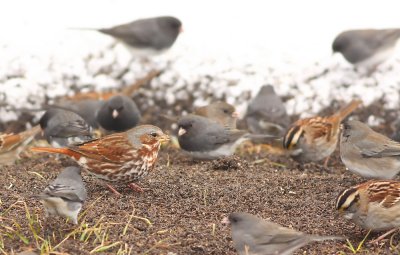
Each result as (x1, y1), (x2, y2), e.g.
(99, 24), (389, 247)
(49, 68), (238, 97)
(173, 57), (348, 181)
(48, 119), (91, 138)
(42, 184), (83, 202)
(357, 139), (400, 158)
(100, 20), (158, 48)
(71, 133), (132, 163)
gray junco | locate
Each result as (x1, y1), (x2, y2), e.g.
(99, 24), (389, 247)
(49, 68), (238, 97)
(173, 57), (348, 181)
(39, 108), (94, 147)
(35, 166), (87, 224)
(67, 99), (105, 129)
(96, 95), (141, 133)
(177, 115), (273, 160)
(194, 101), (239, 129)
(245, 85), (290, 137)
(332, 29), (400, 73)
(340, 120), (400, 179)
(93, 16), (182, 57)
(223, 212), (343, 255)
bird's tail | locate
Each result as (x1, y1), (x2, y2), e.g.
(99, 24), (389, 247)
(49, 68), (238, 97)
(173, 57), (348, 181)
(332, 99), (362, 122)
(0, 125), (41, 151)
(309, 235), (345, 242)
(30, 147), (81, 160)
(67, 27), (99, 31)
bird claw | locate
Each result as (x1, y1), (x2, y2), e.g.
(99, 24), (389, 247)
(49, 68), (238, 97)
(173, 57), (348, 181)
(128, 183), (144, 193)
(105, 184), (122, 197)
(368, 228), (398, 244)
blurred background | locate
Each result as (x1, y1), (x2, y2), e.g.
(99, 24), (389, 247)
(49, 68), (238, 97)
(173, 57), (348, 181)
(1, 0), (400, 125)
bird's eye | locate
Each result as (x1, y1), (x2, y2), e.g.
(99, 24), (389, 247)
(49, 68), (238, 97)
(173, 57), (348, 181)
(150, 132), (158, 137)
(223, 109), (229, 114)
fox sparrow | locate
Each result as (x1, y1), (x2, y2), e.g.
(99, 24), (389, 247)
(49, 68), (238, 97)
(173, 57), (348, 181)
(31, 125), (169, 195)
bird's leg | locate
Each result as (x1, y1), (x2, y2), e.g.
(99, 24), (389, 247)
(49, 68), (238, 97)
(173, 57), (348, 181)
(369, 228), (398, 244)
(323, 156), (331, 168)
(105, 183), (122, 196)
(128, 183), (144, 193)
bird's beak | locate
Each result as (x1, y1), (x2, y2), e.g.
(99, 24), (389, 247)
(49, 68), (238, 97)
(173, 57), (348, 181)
(221, 216), (230, 225)
(158, 134), (170, 143)
(112, 109), (119, 119)
(232, 111), (239, 118)
(178, 128), (186, 136)
(180, 26), (184, 33)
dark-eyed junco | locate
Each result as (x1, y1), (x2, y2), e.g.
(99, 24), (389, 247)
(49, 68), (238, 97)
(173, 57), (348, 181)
(67, 99), (105, 129)
(177, 115), (273, 160)
(245, 85), (290, 137)
(340, 120), (400, 179)
(283, 100), (361, 165)
(222, 212), (343, 255)
(39, 108), (94, 147)
(34, 166), (87, 224)
(96, 95), (141, 133)
(194, 101), (238, 129)
(93, 16), (182, 57)
(332, 29), (400, 73)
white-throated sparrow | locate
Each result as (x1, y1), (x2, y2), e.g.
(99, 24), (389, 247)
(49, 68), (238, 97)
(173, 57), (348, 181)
(283, 99), (361, 164)
(336, 180), (400, 241)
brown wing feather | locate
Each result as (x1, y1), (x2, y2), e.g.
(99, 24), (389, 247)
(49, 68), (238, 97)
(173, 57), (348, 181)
(367, 181), (400, 208)
(71, 133), (132, 163)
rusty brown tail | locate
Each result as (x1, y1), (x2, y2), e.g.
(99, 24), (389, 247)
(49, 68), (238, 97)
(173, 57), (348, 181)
(30, 147), (81, 160)
(331, 99), (362, 122)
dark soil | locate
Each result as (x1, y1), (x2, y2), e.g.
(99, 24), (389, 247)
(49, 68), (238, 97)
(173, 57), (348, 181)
(2, 99), (400, 255)
(2, 144), (400, 255)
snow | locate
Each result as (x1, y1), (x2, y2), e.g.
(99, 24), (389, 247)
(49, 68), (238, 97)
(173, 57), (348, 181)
(1, 0), (400, 123)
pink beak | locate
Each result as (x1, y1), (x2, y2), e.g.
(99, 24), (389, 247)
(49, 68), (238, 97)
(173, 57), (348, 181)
(232, 111), (239, 118)
(221, 216), (230, 225)
(178, 128), (187, 136)
(112, 109), (119, 119)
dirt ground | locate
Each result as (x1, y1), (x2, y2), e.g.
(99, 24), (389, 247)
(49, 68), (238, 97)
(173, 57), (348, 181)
(2, 102), (400, 255)
(2, 143), (400, 255)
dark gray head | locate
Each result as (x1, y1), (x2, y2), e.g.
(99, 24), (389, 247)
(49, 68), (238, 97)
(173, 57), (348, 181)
(97, 95), (141, 132)
(228, 212), (262, 229)
(341, 120), (371, 141)
(59, 166), (82, 178)
(332, 31), (350, 53)
(39, 109), (63, 130)
(259, 85), (275, 95)
(156, 16), (182, 34)
(177, 115), (206, 137)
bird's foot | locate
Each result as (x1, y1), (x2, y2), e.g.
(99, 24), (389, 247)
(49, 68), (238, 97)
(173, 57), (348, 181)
(369, 228), (398, 244)
(128, 183), (144, 193)
(105, 183), (122, 197)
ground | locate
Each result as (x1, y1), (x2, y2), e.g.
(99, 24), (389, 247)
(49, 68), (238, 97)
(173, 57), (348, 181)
(2, 141), (400, 254)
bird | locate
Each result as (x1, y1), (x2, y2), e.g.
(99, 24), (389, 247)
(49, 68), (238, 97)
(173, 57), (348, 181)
(34, 166), (87, 224)
(194, 101), (239, 129)
(177, 114), (273, 160)
(283, 99), (361, 165)
(244, 85), (290, 137)
(96, 95), (141, 133)
(336, 180), (400, 242)
(81, 16), (182, 57)
(39, 108), (94, 147)
(222, 212), (343, 255)
(0, 125), (41, 165)
(340, 120), (400, 179)
(67, 99), (105, 129)
(332, 29), (400, 73)
(31, 125), (169, 195)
